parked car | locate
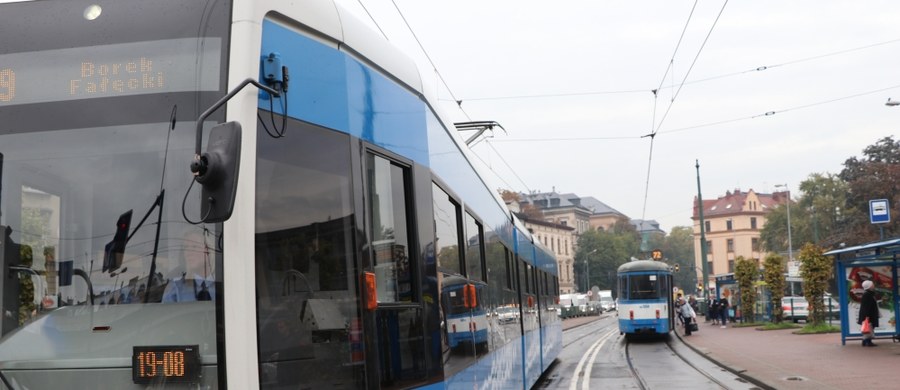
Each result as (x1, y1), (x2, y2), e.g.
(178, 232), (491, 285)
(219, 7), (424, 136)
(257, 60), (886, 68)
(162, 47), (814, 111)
(822, 294), (841, 320)
(781, 295), (840, 321)
(782, 296), (809, 323)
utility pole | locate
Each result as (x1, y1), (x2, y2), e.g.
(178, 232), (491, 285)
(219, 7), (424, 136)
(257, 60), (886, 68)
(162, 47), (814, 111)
(695, 160), (710, 301)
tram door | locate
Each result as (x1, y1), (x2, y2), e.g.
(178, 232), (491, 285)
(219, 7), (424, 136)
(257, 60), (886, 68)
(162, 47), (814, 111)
(364, 152), (427, 389)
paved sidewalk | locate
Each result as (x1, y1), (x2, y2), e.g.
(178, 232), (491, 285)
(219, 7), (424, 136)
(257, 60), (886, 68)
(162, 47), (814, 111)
(675, 318), (900, 389)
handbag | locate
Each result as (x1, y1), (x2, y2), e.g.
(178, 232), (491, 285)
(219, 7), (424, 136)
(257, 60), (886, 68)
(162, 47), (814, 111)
(861, 318), (873, 334)
(689, 322), (699, 332)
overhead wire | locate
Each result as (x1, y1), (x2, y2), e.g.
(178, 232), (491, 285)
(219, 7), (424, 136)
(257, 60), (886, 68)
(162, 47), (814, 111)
(387, 0), (541, 195)
(642, 0), (703, 222)
(355, 0), (389, 40)
(479, 82), (900, 141)
(484, 140), (532, 193)
(448, 34), (900, 104)
(390, 0), (469, 119)
(652, 0), (729, 134)
(653, 0), (699, 98)
(467, 144), (521, 192)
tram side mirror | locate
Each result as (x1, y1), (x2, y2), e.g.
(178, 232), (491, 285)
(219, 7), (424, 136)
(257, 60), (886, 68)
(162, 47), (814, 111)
(193, 121), (242, 223)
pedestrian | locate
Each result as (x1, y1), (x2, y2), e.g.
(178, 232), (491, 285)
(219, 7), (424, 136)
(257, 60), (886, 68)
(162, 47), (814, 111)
(678, 297), (697, 336)
(674, 293), (685, 326)
(718, 298), (729, 328)
(858, 279), (879, 347)
(709, 298), (719, 325)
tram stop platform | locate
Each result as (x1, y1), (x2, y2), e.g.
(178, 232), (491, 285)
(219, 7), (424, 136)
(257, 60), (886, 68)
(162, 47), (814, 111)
(675, 318), (900, 390)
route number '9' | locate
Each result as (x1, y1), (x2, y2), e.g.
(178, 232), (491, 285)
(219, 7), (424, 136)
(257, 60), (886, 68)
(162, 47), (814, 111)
(0, 68), (14, 102)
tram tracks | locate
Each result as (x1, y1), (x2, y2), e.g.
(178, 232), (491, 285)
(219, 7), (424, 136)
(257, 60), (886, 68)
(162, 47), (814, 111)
(626, 335), (733, 389)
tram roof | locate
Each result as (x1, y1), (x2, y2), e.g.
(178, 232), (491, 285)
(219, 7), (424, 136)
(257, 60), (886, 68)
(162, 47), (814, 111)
(617, 260), (670, 273)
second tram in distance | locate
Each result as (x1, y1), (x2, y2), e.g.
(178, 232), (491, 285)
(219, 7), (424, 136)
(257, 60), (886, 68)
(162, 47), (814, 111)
(617, 260), (675, 337)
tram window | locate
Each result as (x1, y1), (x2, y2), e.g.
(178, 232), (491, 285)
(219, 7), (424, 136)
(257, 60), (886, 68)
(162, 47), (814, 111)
(432, 183), (462, 275)
(464, 212), (484, 282)
(522, 262), (531, 294)
(504, 248), (513, 290)
(255, 118), (363, 389)
(485, 241), (506, 288)
(367, 153), (415, 303)
(628, 274), (662, 300)
(618, 276), (626, 299)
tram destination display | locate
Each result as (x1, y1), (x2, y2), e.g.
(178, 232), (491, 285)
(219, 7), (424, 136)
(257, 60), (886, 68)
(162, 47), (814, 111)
(0, 37), (220, 106)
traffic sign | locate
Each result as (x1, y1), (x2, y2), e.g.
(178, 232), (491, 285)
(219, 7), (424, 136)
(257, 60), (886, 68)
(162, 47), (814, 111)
(870, 199), (890, 224)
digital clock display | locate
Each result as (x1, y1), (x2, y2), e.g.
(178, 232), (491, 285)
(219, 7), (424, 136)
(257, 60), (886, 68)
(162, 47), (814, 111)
(132, 345), (202, 384)
(0, 37), (220, 107)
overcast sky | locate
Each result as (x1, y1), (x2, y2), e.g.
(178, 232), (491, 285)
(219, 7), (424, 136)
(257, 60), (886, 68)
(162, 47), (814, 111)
(336, 0), (900, 232)
(9, 0), (894, 233)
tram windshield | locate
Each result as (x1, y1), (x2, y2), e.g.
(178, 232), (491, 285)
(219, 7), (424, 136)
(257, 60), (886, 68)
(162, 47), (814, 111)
(0, 0), (230, 386)
(627, 274), (668, 300)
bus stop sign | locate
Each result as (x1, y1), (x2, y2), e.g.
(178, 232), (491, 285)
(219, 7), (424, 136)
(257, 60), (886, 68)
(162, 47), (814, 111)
(870, 199), (890, 224)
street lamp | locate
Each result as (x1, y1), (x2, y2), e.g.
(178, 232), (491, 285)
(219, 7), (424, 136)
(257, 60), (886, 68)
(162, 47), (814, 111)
(775, 184), (793, 262)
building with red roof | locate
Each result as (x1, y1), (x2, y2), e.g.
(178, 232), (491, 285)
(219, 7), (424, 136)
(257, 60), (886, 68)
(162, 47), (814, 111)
(691, 188), (790, 290)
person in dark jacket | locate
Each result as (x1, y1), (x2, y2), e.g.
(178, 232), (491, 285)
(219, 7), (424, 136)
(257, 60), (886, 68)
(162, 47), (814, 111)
(858, 279), (879, 347)
(718, 298), (729, 328)
(709, 299), (720, 325)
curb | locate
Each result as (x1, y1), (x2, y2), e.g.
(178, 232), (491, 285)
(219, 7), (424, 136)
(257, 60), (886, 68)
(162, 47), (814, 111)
(673, 322), (777, 390)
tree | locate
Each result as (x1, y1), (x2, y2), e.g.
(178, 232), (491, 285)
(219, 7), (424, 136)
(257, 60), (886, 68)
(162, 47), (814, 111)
(762, 253), (786, 323)
(734, 256), (758, 322)
(499, 189), (544, 219)
(797, 173), (849, 247)
(576, 229), (641, 292)
(836, 136), (900, 246)
(799, 243), (832, 325)
(760, 173), (849, 253)
(647, 226), (697, 293)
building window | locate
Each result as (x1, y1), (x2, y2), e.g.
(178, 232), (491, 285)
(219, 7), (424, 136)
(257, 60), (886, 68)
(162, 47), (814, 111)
(728, 260), (734, 273)
(560, 220), (567, 226)
(750, 217), (757, 230)
(705, 221), (711, 232)
(565, 239), (569, 255)
(752, 237), (759, 251)
(726, 219), (733, 231)
(706, 240), (713, 254)
(727, 239), (734, 253)
(707, 261), (714, 274)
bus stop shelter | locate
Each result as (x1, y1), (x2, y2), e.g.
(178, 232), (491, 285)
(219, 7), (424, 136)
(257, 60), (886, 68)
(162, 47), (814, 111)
(825, 238), (900, 345)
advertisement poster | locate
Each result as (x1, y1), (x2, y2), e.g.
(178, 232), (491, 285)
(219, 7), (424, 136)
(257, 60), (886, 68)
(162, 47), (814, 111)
(845, 265), (895, 334)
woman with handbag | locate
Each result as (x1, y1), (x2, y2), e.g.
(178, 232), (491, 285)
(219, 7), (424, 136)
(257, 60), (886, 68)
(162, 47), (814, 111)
(858, 280), (879, 347)
(678, 297), (697, 336)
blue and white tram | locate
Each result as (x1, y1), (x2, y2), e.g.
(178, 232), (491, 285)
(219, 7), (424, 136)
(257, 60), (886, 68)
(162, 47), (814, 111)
(617, 260), (675, 337)
(0, 1), (560, 389)
(441, 276), (488, 352)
